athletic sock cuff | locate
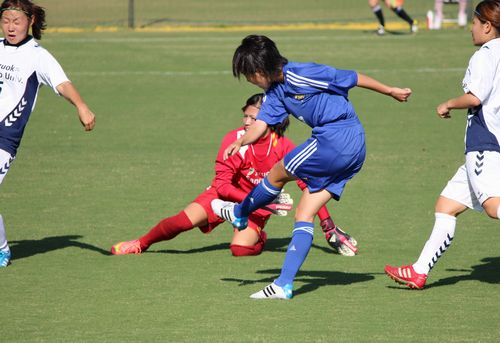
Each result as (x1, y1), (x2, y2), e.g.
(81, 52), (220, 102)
(262, 177), (282, 194)
(292, 221), (314, 237)
(435, 212), (457, 222)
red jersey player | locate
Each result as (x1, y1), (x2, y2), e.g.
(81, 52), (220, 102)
(111, 94), (358, 256)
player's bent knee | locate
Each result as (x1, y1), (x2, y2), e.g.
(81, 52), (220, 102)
(230, 242), (264, 257)
(484, 205), (500, 219)
(482, 198), (500, 219)
(435, 196), (466, 217)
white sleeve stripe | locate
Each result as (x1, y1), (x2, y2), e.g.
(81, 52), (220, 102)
(287, 71), (328, 88)
(287, 78), (328, 90)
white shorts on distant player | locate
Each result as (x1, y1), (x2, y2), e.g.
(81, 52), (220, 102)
(441, 151), (500, 212)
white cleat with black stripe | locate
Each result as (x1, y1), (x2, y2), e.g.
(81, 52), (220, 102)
(250, 282), (293, 300)
(211, 199), (248, 230)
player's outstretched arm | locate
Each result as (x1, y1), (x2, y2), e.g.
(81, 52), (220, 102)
(56, 81), (96, 131)
(356, 73), (412, 102)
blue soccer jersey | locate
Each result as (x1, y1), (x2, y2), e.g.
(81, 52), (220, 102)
(257, 62), (359, 127)
(256, 61), (365, 198)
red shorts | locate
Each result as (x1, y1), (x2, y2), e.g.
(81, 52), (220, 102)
(193, 186), (270, 233)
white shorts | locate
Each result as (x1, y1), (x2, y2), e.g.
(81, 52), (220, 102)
(0, 149), (15, 185)
(441, 151), (500, 212)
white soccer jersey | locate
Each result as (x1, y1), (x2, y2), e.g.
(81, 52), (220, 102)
(0, 37), (69, 155)
(462, 37), (500, 153)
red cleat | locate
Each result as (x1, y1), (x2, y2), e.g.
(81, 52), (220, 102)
(384, 264), (427, 289)
(111, 239), (142, 255)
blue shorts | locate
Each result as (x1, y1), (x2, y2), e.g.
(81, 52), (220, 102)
(284, 118), (366, 200)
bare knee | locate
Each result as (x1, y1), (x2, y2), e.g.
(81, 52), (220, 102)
(482, 197), (500, 219)
(435, 196), (467, 217)
(230, 243), (264, 256)
(230, 227), (266, 256)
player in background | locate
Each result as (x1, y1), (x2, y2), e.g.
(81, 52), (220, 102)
(212, 35), (411, 299)
(385, 0), (500, 290)
(111, 94), (358, 257)
(369, 0), (419, 35)
(0, 0), (96, 267)
(433, 0), (469, 30)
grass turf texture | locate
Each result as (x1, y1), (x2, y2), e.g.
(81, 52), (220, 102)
(1, 20), (499, 343)
(37, 0), (461, 29)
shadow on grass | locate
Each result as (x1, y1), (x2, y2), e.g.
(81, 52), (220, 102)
(150, 237), (338, 255)
(221, 268), (375, 297)
(428, 256), (500, 288)
(9, 235), (111, 260)
(386, 256), (500, 290)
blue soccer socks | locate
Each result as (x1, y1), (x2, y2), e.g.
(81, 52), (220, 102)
(275, 221), (314, 287)
(235, 177), (282, 218)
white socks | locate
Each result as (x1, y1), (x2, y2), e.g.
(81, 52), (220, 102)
(413, 213), (456, 275)
(0, 214), (8, 251)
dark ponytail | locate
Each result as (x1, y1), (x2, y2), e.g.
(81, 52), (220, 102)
(31, 3), (46, 39)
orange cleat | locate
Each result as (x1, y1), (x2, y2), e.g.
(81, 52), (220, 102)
(111, 239), (142, 255)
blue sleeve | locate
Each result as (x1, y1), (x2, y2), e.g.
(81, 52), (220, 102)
(311, 64), (357, 97)
(256, 89), (289, 126)
(286, 62), (357, 97)
(329, 68), (358, 95)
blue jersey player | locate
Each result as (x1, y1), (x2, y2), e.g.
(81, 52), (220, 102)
(212, 34), (412, 299)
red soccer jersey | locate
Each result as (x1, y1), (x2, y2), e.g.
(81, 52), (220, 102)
(212, 127), (296, 203)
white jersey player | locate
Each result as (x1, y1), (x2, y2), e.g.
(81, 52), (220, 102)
(385, 0), (500, 290)
(0, 0), (95, 267)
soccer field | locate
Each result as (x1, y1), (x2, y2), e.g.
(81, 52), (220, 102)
(1, 4), (499, 343)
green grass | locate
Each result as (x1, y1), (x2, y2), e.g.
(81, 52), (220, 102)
(1, 14), (499, 343)
(36, 0), (458, 28)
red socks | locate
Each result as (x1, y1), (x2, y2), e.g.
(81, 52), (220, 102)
(138, 211), (271, 256)
(139, 211), (193, 250)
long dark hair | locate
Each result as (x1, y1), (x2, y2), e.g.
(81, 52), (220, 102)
(233, 35), (288, 82)
(242, 93), (289, 137)
(1, 0), (46, 39)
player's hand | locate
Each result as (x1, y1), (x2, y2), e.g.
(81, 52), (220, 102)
(223, 141), (242, 160)
(390, 87), (412, 102)
(78, 105), (96, 131)
(321, 220), (359, 256)
(436, 102), (451, 119)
